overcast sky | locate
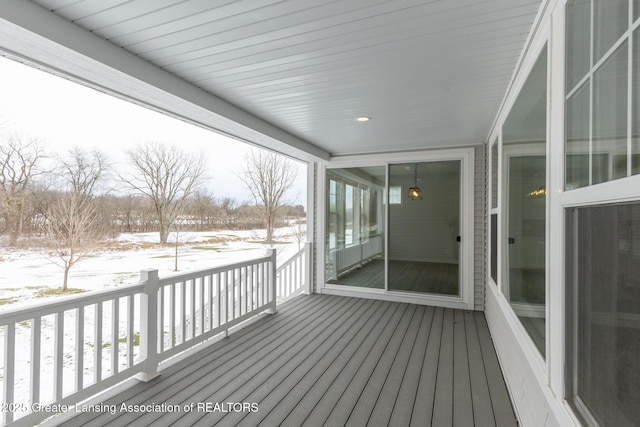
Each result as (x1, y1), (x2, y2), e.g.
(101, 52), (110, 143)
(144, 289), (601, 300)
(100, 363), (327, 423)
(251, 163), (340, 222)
(0, 57), (306, 204)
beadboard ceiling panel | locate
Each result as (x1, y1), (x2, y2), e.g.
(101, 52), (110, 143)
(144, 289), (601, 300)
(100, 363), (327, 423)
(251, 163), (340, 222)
(28, 0), (543, 157)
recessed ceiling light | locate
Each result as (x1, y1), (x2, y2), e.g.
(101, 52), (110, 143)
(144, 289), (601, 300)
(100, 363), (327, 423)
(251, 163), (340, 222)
(355, 116), (371, 122)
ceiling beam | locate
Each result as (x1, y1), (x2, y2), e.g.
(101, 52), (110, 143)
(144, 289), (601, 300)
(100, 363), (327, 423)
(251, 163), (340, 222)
(0, 0), (329, 162)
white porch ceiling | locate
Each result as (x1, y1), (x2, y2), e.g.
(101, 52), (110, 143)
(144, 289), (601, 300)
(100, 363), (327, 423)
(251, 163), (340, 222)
(9, 0), (542, 158)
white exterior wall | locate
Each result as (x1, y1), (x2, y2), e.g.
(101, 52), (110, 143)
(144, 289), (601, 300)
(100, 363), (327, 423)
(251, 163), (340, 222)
(483, 1), (573, 425)
(480, 0), (637, 425)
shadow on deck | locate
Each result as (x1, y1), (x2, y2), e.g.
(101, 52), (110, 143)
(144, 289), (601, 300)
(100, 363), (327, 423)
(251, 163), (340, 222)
(59, 294), (516, 426)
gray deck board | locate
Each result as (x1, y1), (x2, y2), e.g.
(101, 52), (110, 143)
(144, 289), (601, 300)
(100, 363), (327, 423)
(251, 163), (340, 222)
(453, 309), (475, 427)
(63, 294), (516, 427)
(317, 303), (409, 426)
(115, 295), (335, 427)
(243, 299), (384, 427)
(345, 304), (418, 426)
(475, 311), (518, 426)
(132, 295), (355, 426)
(465, 311), (497, 427)
(368, 305), (424, 426)
(177, 297), (360, 426)
(432, 308), (454, 426)
(388, 305), (434, 426)
(282, 301), (397, 426)
(409, 306), (444, 427)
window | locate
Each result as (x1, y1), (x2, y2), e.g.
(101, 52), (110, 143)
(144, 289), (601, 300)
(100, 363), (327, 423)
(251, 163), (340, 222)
(345, 184), (355, 246)
(327, 178), (340, 250)
(491, 142), (499, 210)
(566, 202), (640, 427)
(389, 185), (402, 204)
(490, 140), (499, 285)
(565, 0), (640, 189)
(502, 46), (547, 357)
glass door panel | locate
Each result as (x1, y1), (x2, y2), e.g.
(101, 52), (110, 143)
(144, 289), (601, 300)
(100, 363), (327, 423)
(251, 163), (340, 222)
(387, 161), (461, 295)
(325, 167), (385, 288)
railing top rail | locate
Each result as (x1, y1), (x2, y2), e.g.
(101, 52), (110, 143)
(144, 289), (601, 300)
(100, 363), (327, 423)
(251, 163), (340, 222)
(276, 246), (307, 273)
(0, 252), (280, 327)
(157, 253), (273, 286)
(0, 282), (145, 326)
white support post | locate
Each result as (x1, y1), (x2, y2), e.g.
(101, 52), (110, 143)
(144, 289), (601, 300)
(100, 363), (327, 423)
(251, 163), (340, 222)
(266, 249), (277, 314)
(54, 312), (64, 401)
(136, 269), (161, 382)
(306, 162), (316, 295)
(304, 242), (313, 295)
(4, 324), (15, 425)
(31, 317), (41, 405)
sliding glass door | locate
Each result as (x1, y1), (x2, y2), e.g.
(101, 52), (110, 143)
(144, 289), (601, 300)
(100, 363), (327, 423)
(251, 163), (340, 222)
(324, 160), (463, 297)
(387, 161), (461, 295)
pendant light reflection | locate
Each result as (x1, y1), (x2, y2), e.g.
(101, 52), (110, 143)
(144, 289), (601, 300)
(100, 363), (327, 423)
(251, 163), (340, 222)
(527, 186), (546, 198)
(408, 163), (422, 200)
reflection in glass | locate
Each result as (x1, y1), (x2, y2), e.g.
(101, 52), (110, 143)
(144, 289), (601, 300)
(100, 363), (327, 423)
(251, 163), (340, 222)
(566, 0), (591, 91)
(506, 156), (546, 354)
(593, 42), (628, 184)
(491, 142), (498, 209)
(566, 83), (590, 189)
(325, 167), (385, 288)
(593, 0), (628, 64)
(503, 47), (547, 356)
(388, 161), (460, 296)
(491, 214), (498, 284)
(566, 0), (640, 187)
(490, 142), (499, 287)
(568, 203), (640, 427)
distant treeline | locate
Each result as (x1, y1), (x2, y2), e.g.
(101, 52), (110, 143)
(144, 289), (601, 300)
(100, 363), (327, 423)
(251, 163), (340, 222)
(1, 189), (305, 240)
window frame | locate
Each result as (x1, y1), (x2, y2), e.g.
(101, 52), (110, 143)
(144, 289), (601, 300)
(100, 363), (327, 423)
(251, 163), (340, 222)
(565, 0), (640, 189)
(564, 199), (640, 427)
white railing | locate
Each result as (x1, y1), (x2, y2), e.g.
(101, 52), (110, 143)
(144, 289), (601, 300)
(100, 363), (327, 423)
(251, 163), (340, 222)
(0, 248), (298, 427)
(0, 284), (147, 427)
(276, 243), (311, 302)
(152, 250), (277, 370)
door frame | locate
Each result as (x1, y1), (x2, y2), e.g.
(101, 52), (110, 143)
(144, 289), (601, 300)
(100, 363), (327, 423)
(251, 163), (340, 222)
(316, 147), (476, 310)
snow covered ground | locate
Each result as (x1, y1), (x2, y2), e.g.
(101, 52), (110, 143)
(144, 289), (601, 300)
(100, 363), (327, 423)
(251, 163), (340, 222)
(0, 228), (303, 411)
(0, 228), (302, 310)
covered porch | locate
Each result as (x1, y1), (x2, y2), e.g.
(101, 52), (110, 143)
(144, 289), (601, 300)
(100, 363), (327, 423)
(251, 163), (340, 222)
(59, 294), (515, 427)
(0, 1), (557, 425)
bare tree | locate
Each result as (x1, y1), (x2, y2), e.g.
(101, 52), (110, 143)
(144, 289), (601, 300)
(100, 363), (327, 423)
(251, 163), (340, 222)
(0, 133), (45, 245)
(43, 192), (101, 290)
(288, 220), (307, 250)
(189, 189), (216, 231)
(239, 149), (297, 245)
(57, 147), (109, 198)
(42, 148), (109, 290)
(121, 142), (206, 244)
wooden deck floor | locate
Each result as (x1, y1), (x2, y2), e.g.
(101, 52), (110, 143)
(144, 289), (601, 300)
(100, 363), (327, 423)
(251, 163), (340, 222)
(62, 294), (516, 427)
